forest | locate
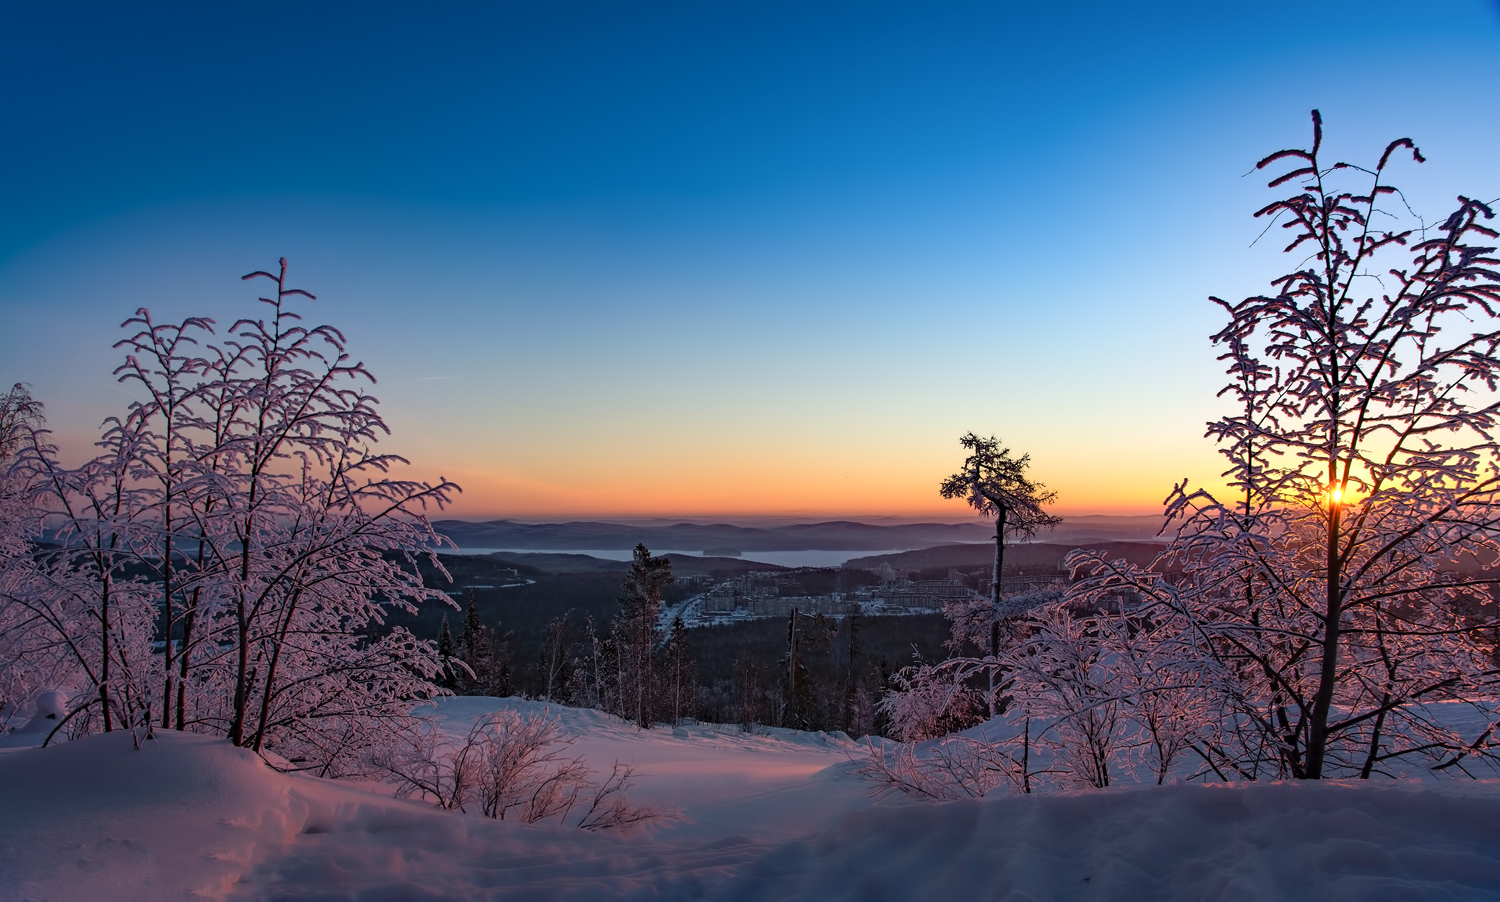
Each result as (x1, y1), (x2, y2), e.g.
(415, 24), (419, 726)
(385, 550), (956, 737)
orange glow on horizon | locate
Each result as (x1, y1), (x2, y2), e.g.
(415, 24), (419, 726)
(385, 409), (1231, 522)
(407, 461), (1188, 521)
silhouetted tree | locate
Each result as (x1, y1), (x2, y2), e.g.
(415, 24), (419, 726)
(940, 434), (1060, 714)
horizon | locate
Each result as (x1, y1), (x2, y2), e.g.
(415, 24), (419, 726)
(429, 511), (1163, 525)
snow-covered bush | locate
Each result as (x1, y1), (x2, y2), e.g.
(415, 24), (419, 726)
(376, 708), (672, 830)
(856, 732), (1027, 800)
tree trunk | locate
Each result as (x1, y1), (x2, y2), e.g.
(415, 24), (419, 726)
(988, 506), (1007, 716)
(1305, 496), (1344, 779)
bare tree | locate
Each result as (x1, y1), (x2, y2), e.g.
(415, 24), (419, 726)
(538, 612), (573, 703)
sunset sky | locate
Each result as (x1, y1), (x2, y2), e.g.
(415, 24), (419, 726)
(2, 1), (1498, 520)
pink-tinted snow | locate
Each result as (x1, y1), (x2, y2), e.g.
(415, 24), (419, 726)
(5, 699), (1500, 900)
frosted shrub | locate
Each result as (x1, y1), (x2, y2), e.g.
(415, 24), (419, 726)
(377, 709), (672, 830)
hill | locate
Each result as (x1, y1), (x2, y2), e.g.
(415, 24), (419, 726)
(843, 541), (1167, 572)
(429, 550), (789, 577)
(6, 700), (1500, 900)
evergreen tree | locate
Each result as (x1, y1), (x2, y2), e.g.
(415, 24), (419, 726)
(488, 626), (513, 697)
(782, 610), (835, 730)
(663, 616), (695, 725)
(614, 544), (671, 728)
(841, 609), (862, 734)
(437, 615), (456, 691)
(940, 433), (1059, 716)
(457, 591), (492, 695)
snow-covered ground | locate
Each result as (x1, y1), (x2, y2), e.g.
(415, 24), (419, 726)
(6, 698), (1500, 900)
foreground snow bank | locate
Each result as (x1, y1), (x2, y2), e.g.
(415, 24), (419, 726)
(5, 701), (1500, 900)
(0, 731), (294, 901)
(737, 780), (1500, 902)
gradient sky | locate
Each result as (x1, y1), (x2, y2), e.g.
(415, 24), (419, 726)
(2, 1), (1499, 520)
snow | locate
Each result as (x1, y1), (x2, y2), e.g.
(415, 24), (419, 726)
(0, 690), (67, 748)
(6, 700), (1500, 900)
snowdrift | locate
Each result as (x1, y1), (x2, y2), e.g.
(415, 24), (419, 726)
(5, 699), (1500, 900)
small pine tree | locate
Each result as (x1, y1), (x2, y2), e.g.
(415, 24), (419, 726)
(458, 591), (492, 695)
(438, 615), (456, 691)
(488, 626), (513, 697)
(841, 609), (862, 734)
(614, 544), (672, 728)
(664, 616), (695, 725)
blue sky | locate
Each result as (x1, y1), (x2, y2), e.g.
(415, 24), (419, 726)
(3, 1), (1498, 518)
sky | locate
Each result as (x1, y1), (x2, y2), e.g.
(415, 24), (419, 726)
(2, 0), (1498, 521)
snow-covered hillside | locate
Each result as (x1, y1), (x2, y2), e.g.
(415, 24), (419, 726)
(5, 698), (1500, 900)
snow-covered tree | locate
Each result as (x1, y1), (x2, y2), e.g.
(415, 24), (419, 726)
(1073, 111), (1500, 780)
(0, 260), (461, 773)
(438, 615), (457, 690)
(0, 385), (63, 733)
(0, 385), (44, 466)
(870, 112), (1500, 799)
(455, 591), (492, 695)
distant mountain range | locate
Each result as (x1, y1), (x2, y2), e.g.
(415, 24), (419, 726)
(433, 519), (992, 553)
(434, 550), (783, 576)
(432, 515), (1167, 555)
